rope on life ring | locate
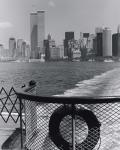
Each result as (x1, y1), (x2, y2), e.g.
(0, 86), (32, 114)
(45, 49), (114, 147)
(49, 105), (101, 150)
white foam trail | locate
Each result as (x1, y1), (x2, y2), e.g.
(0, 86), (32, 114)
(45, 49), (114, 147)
(54, 68), (120, 97)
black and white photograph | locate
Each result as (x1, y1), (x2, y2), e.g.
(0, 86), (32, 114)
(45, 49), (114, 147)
(0, 0), (120, 149)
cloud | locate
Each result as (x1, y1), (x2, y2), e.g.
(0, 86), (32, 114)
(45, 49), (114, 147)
(48, 1), (56, 7)
(0, 22), (13, 29)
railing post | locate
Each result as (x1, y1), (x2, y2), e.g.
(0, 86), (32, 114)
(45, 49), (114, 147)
(19, 97), (23, 149)
(23, 80), (37, 149)
(72, 104), (76, 150)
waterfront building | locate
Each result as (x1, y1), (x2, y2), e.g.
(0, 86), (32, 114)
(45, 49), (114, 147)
(58, 45), (64, 58)
(37, 11), (45, 54)
(44, 39), (50, 61)
(93, 37), (97, 56)
(49, 39), (56, 48)
(17, 39), (23, 58)
(50, 47), (60, 60)
(64, 39), (68, 56)
(25, 44), (31, 58)
(21, 41), (26, 58)
(87, 34), (95, 51)
(67, 39), (81, 60)
(9, 38), (16, 58)
(73, 50), (81, 60)
(64, 32), (74, 58)
(103, 27), (112, 57)
(65, 32), (74, 40)
(95, 27), (103, 34)
(47, 34), (51, 41)
(30, 11), (45, 58)
(96, 33), (103, 56)
(80, 32), (83, 39)
(44, 35), (58, 61)
(49, 38), (61, 60)
(83, 33), (89, 38)
(0, 48), (11, 59)
(117, 25), (120, 33)
(112, 33), (120, 56)
(0, 44), (4, 58)
(79, 33), (89, 49)
(30, 13), (37, 58)
(95, 27), (103, 57)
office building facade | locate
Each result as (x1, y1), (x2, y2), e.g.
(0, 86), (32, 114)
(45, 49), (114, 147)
(17, 39), (23, 58)
(95, 27), (103, 34)
(44, 40), (50, 61)
(0, 44), (4, 58)
(50, 47), (60, 60)
(103, 27), (112, 57)
(117, 25), (120, 33)
(22, 41), (26, 58)
(30, 11), (45, 59)
(9, 38), (16, 58)
(58, 45), (64, 58)
(112, 33), (120, 56)
(96, 33), (103, 56)
(25, 44), (31, 58)
(64, 32), (74, 59)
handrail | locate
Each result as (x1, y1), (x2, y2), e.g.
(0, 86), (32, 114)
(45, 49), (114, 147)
(16, 91), (120, 104)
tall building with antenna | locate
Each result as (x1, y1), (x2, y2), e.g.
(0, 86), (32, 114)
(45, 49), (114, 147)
(30, 11), (45, 59)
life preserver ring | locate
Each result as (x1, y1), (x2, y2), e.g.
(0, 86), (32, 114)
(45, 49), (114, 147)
(49, 105), (101, 150)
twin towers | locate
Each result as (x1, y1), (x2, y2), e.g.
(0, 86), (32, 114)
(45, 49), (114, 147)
(30, 11), (45, 59)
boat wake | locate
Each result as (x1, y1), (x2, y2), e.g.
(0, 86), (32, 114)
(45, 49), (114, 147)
(54, 68), (120, 97)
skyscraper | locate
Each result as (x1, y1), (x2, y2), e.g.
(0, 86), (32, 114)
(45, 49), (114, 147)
(117, 25), (120, 33)
(64, 32), (74, 59)
(25, 44), (31, 58)
(96, 33), (103, 56)
(37, 11), (45, 54)
(95, 27), (103, 57)
(95, 27), (103, 34)
(44, 40), (50, 61)
(9, 38), (16, 58)
(112, 33), (120, 56)
(103, 27), (112, 57)
(22, 41), (26, 58)
(17, 39), (23, 58)
(65, 32), (74, 40)
(30, 11), (45, 59)
(0, 44), (4, 58)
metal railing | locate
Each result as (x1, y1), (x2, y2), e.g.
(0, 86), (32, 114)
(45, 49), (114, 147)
(16, 89), (120, 150)
(0, 81), (36, 150)
(1, 81), (120, 149)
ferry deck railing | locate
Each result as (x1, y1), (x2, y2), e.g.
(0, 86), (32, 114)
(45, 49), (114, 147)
(17, 87), (120, 150)
(1, 81), (120, 150)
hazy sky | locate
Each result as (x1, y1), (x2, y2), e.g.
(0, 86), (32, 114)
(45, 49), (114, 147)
(0, 0), (120, 48)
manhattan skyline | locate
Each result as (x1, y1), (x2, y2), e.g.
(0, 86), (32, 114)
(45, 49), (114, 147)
(0, 0), (120, 48)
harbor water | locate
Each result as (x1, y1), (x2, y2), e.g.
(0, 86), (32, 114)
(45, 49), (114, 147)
(0, 61), (120, 96)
